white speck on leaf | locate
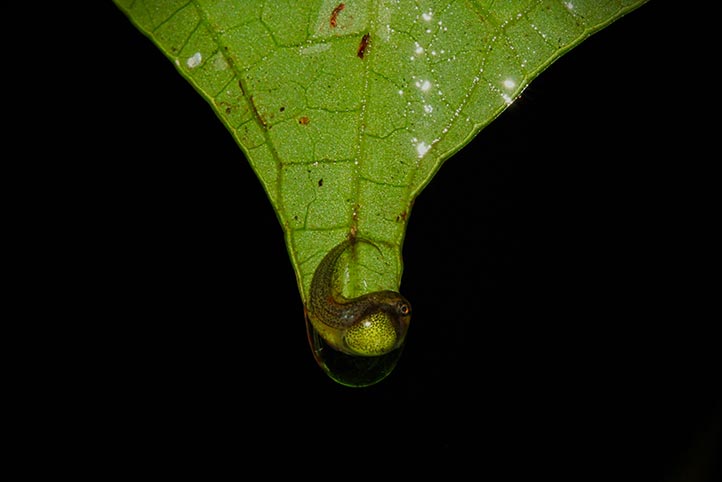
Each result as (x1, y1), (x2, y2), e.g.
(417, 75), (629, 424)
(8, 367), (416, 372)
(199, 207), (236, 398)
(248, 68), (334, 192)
(416, 79), (432, 92)
(503, 78), (516, 90)
(416, 141), (430, 158)
(186, 52), (202, 69)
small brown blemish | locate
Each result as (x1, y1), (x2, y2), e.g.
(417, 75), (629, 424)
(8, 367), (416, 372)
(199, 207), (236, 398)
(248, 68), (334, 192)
(357, 33), (370, 59)
(218, 101), (232, 115)
(318, 179), (324, 187)
(395, 211), (407, 223)
(330, 3), (345, 28)
(279, 106), (285, 112)
(298, 116), (310, 125)
(349, 203), (360, 240)
(249, 96), (267, 128)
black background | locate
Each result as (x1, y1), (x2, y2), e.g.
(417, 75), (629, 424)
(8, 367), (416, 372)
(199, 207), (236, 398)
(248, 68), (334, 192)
(64, 1), (718, 476)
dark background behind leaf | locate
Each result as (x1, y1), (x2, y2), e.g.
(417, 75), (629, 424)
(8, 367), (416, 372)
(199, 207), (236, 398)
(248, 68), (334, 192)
(79, 1), (718, 477)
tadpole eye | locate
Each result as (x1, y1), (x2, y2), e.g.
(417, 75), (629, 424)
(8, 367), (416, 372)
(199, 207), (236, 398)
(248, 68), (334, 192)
(398, 302), (410, 316)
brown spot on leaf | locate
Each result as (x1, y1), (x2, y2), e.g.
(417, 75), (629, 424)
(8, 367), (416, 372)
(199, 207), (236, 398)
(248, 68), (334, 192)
(249, 96), (267, 128)
(217, 101), (233, 115)
(330, 3), (345, 28)
(318, 178), (323, 187)
(298, 116), (310, 125)
(349, 204), (360, 240)
(357, 33), (370, 59)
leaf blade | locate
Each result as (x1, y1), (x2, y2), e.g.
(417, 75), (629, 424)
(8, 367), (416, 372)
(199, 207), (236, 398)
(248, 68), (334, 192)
(113, 0), (649, 304)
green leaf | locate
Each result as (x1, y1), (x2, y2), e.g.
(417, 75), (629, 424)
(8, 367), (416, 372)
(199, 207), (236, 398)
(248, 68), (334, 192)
(113, 0), (648, 306)
(112, 1), (649, 386)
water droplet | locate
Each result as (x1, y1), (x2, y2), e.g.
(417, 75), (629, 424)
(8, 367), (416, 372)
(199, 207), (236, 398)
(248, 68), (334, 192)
(305, 315), (404, 387)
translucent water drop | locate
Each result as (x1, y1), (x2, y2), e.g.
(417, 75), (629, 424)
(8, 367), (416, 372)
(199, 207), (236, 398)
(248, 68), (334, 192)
(305, 314), (405, 387)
